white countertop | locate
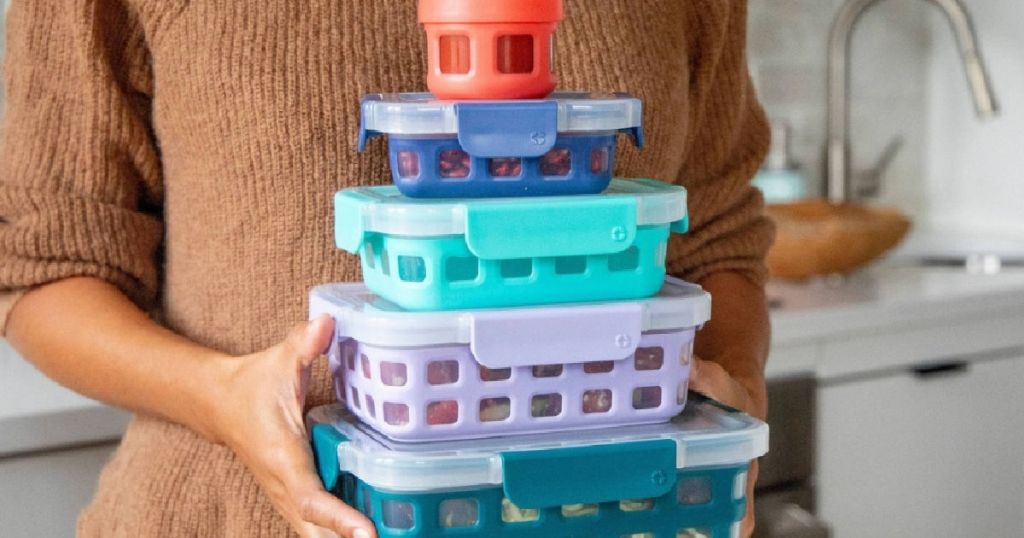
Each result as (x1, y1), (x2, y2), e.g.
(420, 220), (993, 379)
(766, 263), (1024, 378)
(769, 264), (1024, 345)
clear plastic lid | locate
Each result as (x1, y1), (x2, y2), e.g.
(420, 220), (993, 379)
(335, 179), (688, 255)
(310, 276), (710, 351)
(308, 397), (768, 493)
(361, 92), (642, 136)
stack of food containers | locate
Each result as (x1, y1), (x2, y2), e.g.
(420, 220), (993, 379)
(308, 1), (768, 536)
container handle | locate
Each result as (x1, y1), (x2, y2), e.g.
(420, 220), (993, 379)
(311, 424), (349, 492)
(501, 439), (679, 509)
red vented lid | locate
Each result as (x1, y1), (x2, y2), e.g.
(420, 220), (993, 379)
(418, 0), (564, 24)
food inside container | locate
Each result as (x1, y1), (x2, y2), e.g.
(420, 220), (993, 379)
(358, 92), (644, 198)
(309, 277), (711, 442)
(308, 396), (768, 537)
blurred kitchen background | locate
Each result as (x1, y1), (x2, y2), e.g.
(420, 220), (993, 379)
(2, 1), (1023, 537)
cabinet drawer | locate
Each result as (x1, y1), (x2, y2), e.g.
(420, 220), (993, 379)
(817, 354), (1024, 536)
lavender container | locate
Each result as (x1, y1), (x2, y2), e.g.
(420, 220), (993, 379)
(310, 277), (711, 443)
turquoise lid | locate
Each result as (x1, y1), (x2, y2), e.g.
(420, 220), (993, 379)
(335, 178), (689, 259)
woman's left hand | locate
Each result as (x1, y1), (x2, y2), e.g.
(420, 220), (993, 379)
(690, 355), (766, 538)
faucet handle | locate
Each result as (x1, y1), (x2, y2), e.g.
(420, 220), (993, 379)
(856, 135), (905, 198)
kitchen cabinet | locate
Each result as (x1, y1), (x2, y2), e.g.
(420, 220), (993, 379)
(0, 443), (118, 538)
(817, 351), (1024, 537)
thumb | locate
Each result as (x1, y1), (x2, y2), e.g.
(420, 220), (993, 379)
(285, 315), (336, 368)
(688, 356), (752, 412)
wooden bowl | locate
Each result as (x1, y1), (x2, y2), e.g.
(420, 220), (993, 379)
(766, 200), (911, 280)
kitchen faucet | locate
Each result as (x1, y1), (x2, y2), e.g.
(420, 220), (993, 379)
(825, 0), (999, 203)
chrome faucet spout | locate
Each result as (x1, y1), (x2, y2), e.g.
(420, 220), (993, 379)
(825, 0), (999, 203)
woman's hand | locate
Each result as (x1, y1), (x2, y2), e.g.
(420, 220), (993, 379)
(205, 315), (376, 538)
(690, 355), (766, 538)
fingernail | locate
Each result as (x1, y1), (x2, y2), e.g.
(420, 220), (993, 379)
(353, 529), (371, 538)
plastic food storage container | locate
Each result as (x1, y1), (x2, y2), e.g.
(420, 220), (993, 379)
(334, 179), (688, 311)
(359, 92), (644, 198)
(308, 396), (768, 538)
(309, 277), (710, 442)
(419, 0), (564, 100)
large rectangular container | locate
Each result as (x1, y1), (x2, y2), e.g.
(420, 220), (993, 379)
(310, 277), (710, 442)
(334, 178), (689, 311)
(359, 92), (643, 198)
(308, 397), (768, 538)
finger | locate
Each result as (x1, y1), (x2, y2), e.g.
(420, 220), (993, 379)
(295, 520), (341, 538)
(295, 487), (376, 538)
(689, 357), (751, 411)
(283, 316), (336, 369)
(741, 461), (759, 537)
(278, 441), (377, 538)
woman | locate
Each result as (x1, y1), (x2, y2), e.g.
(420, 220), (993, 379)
(0, 1), (772, 537)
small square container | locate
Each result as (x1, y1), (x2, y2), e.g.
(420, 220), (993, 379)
(418, 0), (564, 100)
(308, 397), (768, 538)
(334, 178), (688, 311)
(359, 92), (643, 198)
(309, 277), (710, 442)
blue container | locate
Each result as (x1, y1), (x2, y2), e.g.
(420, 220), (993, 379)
(309, 397), (768, 538)
(334, 179), (689, 311)
(359, 92), (644, 198)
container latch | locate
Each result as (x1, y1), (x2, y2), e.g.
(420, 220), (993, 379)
(464, 195), (638, 259)
(311, 424), (349, 492)
(469, 301), (643, 369)
(501, 439), (678, 509)
(455, 101), (558, 158)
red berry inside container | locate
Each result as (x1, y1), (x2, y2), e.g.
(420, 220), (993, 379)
(634, 347), (665, 371)
(360, 354), (371, 379)
(380, 361), (408, 386)
(479, 366), (512, 382)
(488, 158), (523, 178)
(583, 361), (614, 374)
(590, 148), (610, 174)
(582, 389), (612, 414)
(427, 360), (460, 385)
(396, 151), (420, 178)
(383, 402), (410, 426)
(439, 149), (471, 178)
(426, 400), (459, 425)
(539, 148), (571, 176)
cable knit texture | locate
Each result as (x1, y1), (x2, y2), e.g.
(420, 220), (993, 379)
(0, 1), (772, 536)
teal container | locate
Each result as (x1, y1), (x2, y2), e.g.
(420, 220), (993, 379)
(309, 397), (767, 538)
(335, 179), (690, 311)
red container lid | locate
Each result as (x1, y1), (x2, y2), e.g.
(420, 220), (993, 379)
(418, 0), (564, 24)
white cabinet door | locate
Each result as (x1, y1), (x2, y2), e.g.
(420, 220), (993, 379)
(0, 443), (117, 538)
(817, 354), (1024, 538)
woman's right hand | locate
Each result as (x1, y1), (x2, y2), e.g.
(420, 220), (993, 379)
(202, 315), (377, 538)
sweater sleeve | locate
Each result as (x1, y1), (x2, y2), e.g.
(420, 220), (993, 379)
(665, 0), (774, 286)
(0, 0), (163, 333)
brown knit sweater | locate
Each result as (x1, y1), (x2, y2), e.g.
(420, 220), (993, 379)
(0, 1), (771, 536)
